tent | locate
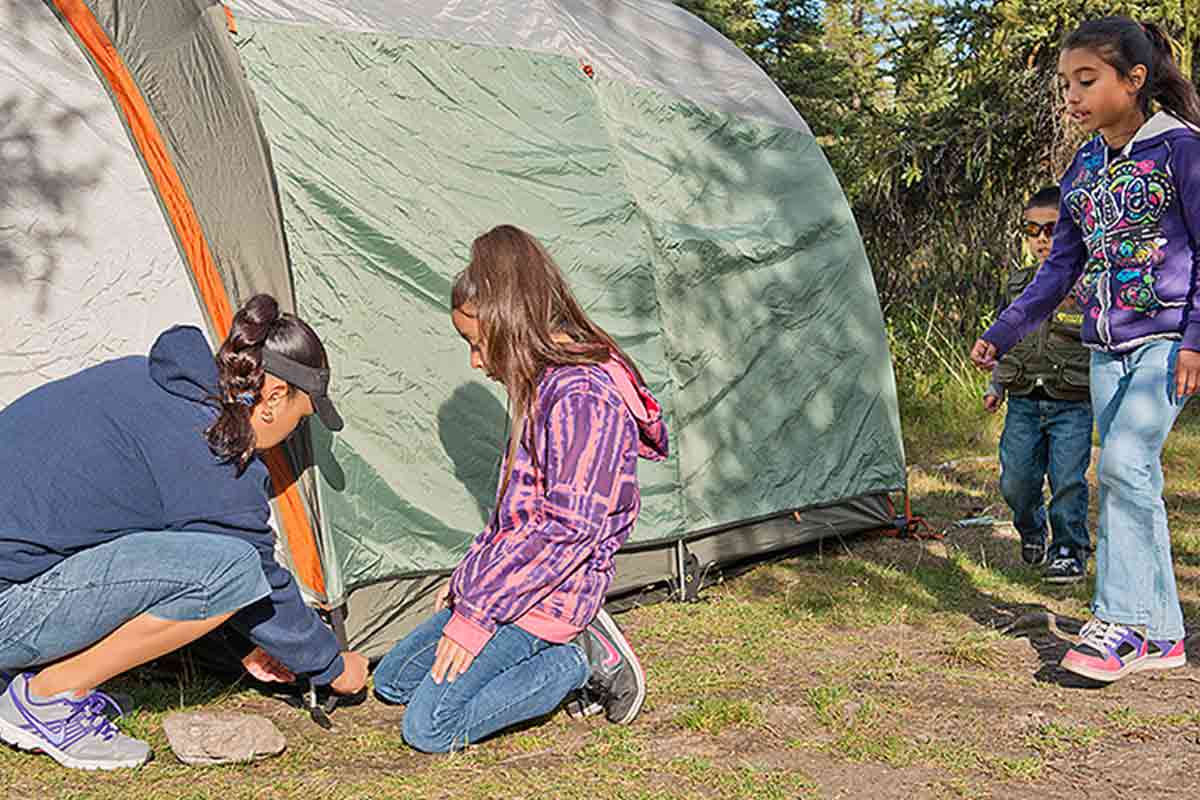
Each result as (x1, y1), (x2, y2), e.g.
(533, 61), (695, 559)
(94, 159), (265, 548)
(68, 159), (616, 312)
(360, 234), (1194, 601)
(1, 0), (907, 660)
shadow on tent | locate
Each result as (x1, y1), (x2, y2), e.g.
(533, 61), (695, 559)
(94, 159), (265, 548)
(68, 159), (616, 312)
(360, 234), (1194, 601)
(437, 381), (508, 525)
(0, 50), (107, 315)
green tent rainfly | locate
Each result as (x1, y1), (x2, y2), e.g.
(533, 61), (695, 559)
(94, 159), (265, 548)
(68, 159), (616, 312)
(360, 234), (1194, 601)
(1, 0), (906, 659)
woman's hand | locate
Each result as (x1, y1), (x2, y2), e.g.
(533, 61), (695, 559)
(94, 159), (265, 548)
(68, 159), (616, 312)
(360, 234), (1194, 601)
(983, 393), (1002, 413)
(330, 651), (369, 695)
(1177, 348), (1200, 400)
(431, 635), (475, 684)
(970, 339), (998, 370)
(241, 647), (296, 683)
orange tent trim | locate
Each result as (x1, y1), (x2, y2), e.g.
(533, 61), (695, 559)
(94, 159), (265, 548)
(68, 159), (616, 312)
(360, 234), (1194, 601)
(52, 0), (327, 596)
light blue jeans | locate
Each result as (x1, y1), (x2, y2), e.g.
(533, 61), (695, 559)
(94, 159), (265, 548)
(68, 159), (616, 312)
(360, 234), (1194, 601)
(1090, 340), (1189, 640)
(0, 531), (271, 671)
(374, 609), (589, 753)
(998, 395), (1093, 556)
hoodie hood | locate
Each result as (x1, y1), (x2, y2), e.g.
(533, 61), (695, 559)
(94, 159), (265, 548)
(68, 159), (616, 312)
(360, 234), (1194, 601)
(1119, 110), (1200, 156)
(598, 358), (670, 462)
(148, 325), (220, 404)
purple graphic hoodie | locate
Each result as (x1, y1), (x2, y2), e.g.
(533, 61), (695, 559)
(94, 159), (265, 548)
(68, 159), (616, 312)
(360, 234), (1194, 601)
(444, 357), (669, 656)
(985, 112), (1200, 355)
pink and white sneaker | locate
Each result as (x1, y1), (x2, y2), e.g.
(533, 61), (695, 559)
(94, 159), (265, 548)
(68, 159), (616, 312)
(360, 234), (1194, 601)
(1061, 619), (1185, 682)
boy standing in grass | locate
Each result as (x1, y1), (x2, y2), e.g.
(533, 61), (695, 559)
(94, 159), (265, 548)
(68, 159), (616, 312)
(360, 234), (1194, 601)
(983, 186), (1093, 583)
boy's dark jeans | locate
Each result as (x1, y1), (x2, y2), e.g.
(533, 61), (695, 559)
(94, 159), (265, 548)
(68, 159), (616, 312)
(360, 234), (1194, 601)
(998, 395), (1093, 557)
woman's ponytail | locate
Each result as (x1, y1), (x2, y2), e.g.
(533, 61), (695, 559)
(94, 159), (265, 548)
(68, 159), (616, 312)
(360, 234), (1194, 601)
(1141, 22), (1200, 129)
(206, 294), (280, 472)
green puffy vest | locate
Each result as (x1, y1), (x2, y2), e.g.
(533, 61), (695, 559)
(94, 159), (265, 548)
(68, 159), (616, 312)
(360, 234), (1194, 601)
(994, 265), (1091, 402)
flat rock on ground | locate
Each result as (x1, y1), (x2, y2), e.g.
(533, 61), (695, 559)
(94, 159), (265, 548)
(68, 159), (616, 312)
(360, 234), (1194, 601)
(163, 711), (287, 766)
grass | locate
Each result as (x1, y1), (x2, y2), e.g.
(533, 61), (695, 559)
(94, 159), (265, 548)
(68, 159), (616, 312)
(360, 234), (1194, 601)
(5, 358), (1200, 798)
(673, 698), (762, 735)
(888, 309), (1006, 466)
(937, 630), (1006, 669)
(804, 685), (850, 726)
(1023, 721), (1103, 753)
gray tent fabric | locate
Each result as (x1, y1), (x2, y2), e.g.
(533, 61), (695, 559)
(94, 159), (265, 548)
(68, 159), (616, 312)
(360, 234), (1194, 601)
(0, 0), (209, 406)
(227, 0), (808, 133)
(76, 0), (296, 316)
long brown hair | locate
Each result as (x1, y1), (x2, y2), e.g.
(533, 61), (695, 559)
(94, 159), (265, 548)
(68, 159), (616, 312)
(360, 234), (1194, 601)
(451, 225), (643, 495)
(1064, 17), (1200, 129)
(206, 293), (329, 473)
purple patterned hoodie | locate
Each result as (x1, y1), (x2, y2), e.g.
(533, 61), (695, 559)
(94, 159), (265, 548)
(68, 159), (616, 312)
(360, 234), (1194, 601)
(443, 357), (669, 656)
(985, 112), (1200, 355)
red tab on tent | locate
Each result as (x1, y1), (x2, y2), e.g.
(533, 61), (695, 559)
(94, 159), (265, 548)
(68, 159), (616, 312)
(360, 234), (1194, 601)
(223, 4), (238, 35)
(51, 0), (328, 597)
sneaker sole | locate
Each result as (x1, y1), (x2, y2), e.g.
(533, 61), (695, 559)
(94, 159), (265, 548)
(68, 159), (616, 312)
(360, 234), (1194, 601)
(0, 715), (149, 771)
(593, 611), (646, 724)
(1042, 574), (1086, 585)
(1136, 655), (1187, 672)
(1059, 654), (1145, 683)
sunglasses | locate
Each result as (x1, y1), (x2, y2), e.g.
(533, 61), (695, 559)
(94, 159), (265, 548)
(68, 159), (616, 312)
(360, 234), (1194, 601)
(1020, 220), (1057, 238)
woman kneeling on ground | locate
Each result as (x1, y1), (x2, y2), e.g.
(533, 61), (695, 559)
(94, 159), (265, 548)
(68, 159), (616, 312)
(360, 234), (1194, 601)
(374, 225), (669, 752)
(0, 294), (368, 770)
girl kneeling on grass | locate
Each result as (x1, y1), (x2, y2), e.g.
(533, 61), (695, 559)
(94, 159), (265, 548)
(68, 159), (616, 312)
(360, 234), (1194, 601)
(374, 225), (669, 752)
(0, 294), (369, 770)
(971, 17), (1200, 683)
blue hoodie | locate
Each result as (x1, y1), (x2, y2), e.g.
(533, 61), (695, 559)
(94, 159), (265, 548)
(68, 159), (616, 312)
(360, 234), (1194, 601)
(0, 326), (343, 685)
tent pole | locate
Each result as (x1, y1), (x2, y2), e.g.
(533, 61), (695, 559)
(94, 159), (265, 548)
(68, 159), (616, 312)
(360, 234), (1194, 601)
(674, 540), (686, 602)
(325, 604), (350, 650)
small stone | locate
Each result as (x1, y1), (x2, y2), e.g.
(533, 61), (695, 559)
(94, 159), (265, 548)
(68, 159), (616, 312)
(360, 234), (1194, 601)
(163, 711), (286, 766)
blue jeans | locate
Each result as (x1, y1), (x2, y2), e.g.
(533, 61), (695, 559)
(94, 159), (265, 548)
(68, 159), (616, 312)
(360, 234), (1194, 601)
(1090, 341), (1189, 639)
(0, 531), (270, 671)
(998, 394), (1093, 556)
(374, 609), (589, 753)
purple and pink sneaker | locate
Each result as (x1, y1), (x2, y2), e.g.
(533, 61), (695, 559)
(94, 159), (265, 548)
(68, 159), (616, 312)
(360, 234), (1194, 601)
(0, 673), (150, 770)
(1061, 619), (1186, 682)
(1143, 637), (1187, 671)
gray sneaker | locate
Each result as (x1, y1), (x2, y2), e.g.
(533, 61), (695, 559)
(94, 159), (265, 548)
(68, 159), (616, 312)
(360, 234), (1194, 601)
(571, 609), (646, 724)
(0, 673), (151, 770)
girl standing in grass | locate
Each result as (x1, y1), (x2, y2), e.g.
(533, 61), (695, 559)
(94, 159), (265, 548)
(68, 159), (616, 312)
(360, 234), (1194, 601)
(972, 17), (1200, 682)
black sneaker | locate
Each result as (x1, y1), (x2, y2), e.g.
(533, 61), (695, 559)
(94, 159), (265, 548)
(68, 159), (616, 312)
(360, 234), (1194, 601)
(1020, 526), (1049, 566)
(1043, 547), (1086, 584)
(570, 609), (646, 724)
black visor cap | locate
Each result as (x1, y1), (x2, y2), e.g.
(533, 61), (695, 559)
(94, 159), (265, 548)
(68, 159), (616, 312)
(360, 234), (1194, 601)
(262, 349), (344, 432)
